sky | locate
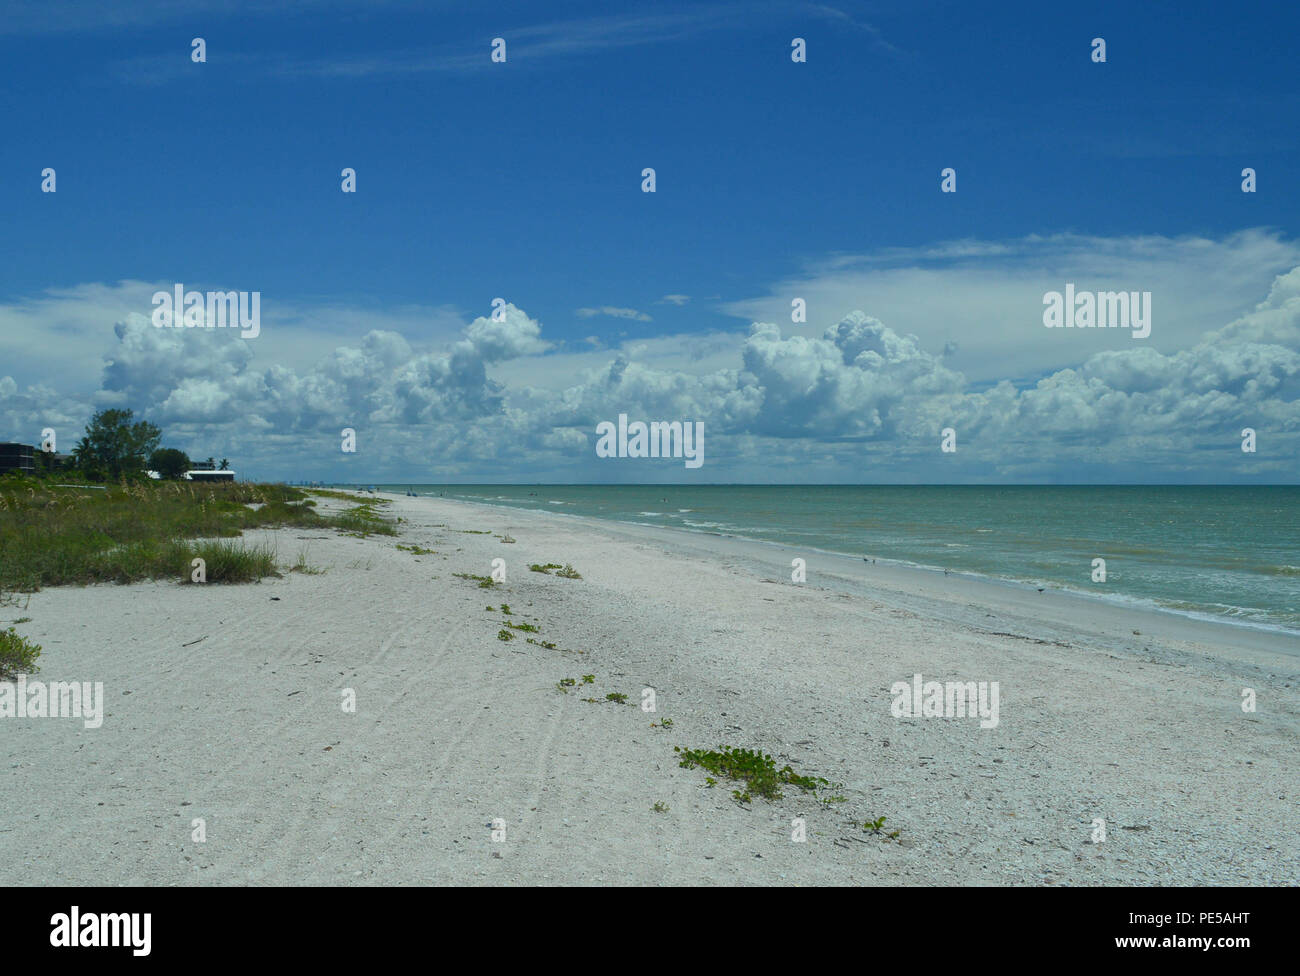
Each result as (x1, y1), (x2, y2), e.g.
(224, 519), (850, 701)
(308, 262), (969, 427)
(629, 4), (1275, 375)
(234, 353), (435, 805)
(1, 0), (1298, 483)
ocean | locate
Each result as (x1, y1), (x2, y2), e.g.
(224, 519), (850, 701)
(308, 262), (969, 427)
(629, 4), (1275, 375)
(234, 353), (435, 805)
(375, 484), (1300, 636)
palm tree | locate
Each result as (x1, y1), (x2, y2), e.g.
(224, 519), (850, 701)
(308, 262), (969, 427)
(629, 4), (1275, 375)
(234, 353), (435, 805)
(219, 458), (230, 470)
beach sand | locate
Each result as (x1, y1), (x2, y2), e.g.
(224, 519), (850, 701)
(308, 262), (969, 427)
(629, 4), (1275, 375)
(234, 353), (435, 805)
(2, 491), (1296, 886)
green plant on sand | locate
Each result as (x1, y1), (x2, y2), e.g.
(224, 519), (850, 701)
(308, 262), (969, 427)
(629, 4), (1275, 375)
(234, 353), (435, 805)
(0, 627), (41, 678)
(674, 746), (829, 804)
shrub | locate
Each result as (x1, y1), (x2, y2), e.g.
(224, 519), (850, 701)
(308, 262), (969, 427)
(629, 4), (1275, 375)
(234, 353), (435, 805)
(0, 480), (380, 591)
(0, 627), (41, 678)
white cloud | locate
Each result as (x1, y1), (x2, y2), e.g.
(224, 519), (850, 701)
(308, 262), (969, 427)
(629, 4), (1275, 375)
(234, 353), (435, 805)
(723, 230), (1300, 386)
(106, 5), (775, 84)
(3, 248), (1297, 481)
(575, 306), (653, 322)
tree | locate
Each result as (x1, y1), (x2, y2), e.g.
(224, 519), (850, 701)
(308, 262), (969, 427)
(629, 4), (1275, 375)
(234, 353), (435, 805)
(149, 448), (191, 480)
(72, 409), (161, 480)
(218, 458), (230, 470)
(33, 450), (65, 475)
(206, 457), (215, 469)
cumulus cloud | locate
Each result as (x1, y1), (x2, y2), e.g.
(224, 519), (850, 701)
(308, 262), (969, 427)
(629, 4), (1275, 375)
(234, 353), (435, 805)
(3, 258), (1297, 482)
(938, 269), (1300, 474)
(724, 230), (1300, 386)
(464, 303), (551, 362)
(0, 374), (87, 450)
(101, 312), (257, 418)
(729, 313), (961, 438)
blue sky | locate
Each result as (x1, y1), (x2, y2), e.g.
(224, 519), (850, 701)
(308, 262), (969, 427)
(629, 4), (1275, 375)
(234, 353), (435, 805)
(1, 0), (1298, 482)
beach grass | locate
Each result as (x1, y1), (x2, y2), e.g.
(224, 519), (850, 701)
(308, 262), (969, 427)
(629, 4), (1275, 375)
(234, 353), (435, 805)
(289, 546), (325, 575)
(185, 539), (281, 583)
(329, 500), (398, 537)
(0, 477), (394, 591)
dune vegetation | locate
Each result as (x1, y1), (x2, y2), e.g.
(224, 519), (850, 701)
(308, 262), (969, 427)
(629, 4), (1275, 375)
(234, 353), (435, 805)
(0, 478), (394, 591)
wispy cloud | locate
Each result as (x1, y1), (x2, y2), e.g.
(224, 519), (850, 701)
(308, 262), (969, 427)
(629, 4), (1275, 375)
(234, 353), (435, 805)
(108, 6), (748, 83)
(576, 306), (653, 322)
(0, 0), (404, 36)
(804, 3), (899, 55)
(105, 2), (898, 84)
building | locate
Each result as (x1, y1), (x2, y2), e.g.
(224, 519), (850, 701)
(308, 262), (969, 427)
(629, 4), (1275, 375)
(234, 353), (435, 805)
(185, 469), (236, 482)
(0, 443), (35, 475)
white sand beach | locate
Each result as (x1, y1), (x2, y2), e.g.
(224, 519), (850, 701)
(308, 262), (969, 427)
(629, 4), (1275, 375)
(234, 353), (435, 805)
(2, 491), (1296, 886)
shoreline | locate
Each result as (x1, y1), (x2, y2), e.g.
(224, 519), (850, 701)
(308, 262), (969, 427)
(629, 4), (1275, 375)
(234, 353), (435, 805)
(396, 491), (1300, 663)
(2, 490), (1296, 885)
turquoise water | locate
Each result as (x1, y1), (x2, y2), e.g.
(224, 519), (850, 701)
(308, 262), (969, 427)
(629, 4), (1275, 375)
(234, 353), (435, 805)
(375, 485), (1300, 635)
